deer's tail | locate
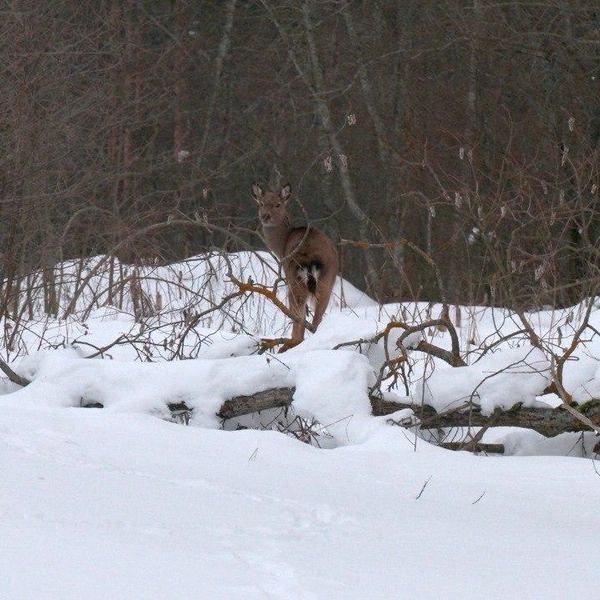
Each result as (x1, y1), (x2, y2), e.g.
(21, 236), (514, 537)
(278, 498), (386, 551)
(296, 260), (323, 294)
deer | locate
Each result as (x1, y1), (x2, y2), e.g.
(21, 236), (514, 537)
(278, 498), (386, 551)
(252, 182), (338, 351)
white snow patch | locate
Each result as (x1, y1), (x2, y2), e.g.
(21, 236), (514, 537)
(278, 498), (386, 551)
(420, 346), (551, 415)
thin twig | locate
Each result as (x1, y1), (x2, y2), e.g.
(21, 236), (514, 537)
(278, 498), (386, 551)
(415, 476), (432, 500)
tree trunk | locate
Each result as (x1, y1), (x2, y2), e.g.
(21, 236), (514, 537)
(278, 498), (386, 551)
(301, 1), (380, 290)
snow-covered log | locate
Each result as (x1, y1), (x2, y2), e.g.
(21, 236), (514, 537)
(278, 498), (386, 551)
(375, 397), (600, 438)
(214, 387), (600, 439)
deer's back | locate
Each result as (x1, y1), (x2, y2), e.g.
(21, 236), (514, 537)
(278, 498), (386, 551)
(283, 226), (338, 274)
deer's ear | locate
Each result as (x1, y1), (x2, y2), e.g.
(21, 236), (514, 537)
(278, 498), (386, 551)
(280, 183), (292, 202)
(251, 182), (264, 203)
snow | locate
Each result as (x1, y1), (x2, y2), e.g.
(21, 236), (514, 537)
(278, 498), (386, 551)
(421, 346), (551, 415)
(1, 251), (599, 598)
(1, 408), (598, 599)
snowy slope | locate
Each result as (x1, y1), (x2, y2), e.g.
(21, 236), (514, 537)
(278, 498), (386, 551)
(1, 406), (598, 600)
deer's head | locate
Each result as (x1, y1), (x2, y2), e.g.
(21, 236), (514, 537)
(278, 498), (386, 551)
(252, 183), (291, 227)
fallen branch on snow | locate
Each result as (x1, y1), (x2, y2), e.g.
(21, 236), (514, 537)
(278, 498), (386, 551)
(0, 356), (30, 387)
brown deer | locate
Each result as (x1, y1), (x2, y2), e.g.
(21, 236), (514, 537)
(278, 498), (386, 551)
(252, 182), (338, 350)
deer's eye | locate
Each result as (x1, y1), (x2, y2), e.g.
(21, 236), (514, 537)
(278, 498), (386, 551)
(276, 203), (281, 208)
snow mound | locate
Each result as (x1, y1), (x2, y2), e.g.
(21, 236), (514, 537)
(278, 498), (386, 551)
(420, 346), (551, 415)
(9, 347), (377, 445)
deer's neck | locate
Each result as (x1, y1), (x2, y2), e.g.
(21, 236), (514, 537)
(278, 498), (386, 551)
(262, 216), (292, 260)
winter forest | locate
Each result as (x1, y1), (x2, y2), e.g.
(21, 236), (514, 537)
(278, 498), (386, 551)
(3, 0), (599, 307)
(1, 1), (600, 599)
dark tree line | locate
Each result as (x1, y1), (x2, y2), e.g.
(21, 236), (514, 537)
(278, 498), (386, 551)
(0, 0), (599, 314)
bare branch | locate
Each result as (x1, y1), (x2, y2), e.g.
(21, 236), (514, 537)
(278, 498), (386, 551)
(0, 355), (29, 387)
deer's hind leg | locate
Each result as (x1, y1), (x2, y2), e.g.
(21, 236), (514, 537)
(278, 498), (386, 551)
(310, 271), (336, 332)
(279, 287), (307, 352)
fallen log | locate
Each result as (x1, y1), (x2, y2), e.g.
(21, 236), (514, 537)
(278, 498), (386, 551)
(371, 396), (600, 437)
(439, 442), (505, 454)
(391, 400), (600, 438)
(217, 387), (296, 420)
(214, 387), (600, 439)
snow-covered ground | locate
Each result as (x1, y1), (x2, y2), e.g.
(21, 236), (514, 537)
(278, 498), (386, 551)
(1, 252), (598, 598)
